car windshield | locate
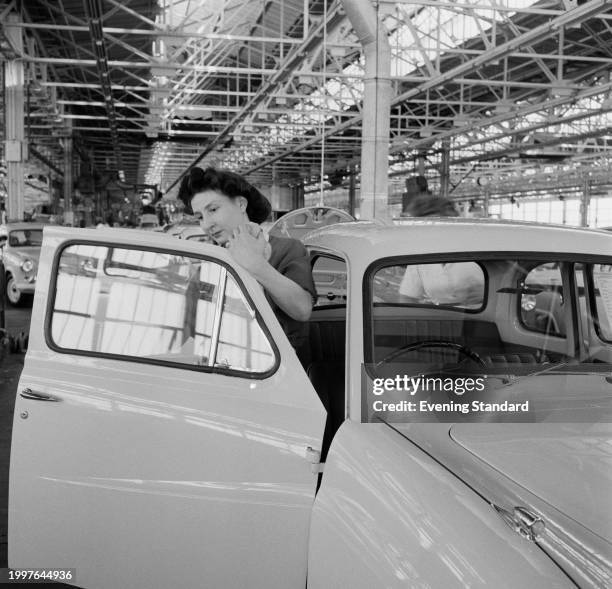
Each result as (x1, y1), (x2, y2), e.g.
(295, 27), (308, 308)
(8, 229), (43, 247)
(366, 254), (612, 378)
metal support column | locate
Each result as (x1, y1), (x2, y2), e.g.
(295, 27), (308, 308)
(580, 178), (591, 227)
(4, 13), (25, 222)
(341, 0), (390, 221)
(440, 139), (450, 199)
(348, 165), (356, 217)
(63, 133), (74, 226)
(483, 189), (490, 218)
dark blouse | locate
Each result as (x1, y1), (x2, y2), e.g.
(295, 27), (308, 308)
(266, 235), (316, 349)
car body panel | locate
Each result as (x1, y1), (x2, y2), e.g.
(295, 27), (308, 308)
(9, 227), (326, 589)
(402, 421), (612, 588)
(450, 422), (612, 542)
(304, 218), (611, 265)
(308, 420), (575, 588)
(391, 419), (612, 589)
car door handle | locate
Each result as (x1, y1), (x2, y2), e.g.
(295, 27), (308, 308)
(20, 388), (62, 402)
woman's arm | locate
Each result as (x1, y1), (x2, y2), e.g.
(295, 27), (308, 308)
(226, 225), (313, 321)
(248, 262), (313, 321)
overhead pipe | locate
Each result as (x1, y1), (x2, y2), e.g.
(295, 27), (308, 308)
(340, 0), (391, 220)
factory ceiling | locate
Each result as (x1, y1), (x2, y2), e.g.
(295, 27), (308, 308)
(2, 0), (612, 200)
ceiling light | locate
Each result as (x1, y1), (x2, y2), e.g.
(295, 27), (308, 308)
(453, 113), (471, 127)
(29, 80), (44, 93)
(551, 82), (574, 98)
(494, 100), (514, 115)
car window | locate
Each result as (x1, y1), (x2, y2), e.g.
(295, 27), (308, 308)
(520, 262), (565, 337)
(8, 229), (43, 247)
(312, 255), (347, 307)
(49, 244), (276, 375)
(375, 261), (485, 310)
(592, 263), (612, 343)
(365, 256), (593, 373)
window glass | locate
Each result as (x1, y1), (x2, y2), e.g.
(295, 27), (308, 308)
(216, 274), (275, 371)
(367, 257), (580, 373)
(520, 262), (565, 337)
(9, 229), (43, 247)
(312, 256), (347, 307)
(593, 263), (612, 342)
(51, 244), (275, 374)
(377, 261), (485, 309)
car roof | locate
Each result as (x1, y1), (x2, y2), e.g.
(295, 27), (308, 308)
(5, 222), (47, 231)
(303, 218), (612, 262)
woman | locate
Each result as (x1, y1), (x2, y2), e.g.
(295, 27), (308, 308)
(178, 166), (316, 349)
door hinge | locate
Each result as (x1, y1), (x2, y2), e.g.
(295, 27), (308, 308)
(305, 446), (323, 473)
(493, 504), (546, 541)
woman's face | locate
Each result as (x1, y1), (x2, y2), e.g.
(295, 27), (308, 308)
(191, 190), (248, 245)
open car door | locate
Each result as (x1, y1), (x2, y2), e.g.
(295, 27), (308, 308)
(9, 227), (326, 589)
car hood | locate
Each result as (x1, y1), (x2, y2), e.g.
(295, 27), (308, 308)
(8, 246), (41, 261)
(449, 422), (612, 543)
(393, 370), (612, 543)
(453, 371), (612, 542)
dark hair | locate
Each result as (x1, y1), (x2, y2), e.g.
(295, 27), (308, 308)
(407, 193), (459, 217)
(178, 167), (271, 224)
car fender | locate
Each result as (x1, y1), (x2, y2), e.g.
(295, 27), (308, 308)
(307, 420), (574, 589)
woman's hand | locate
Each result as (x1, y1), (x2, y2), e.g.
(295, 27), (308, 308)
(226, 223), (271, 270)
(227, 224), (312, 322)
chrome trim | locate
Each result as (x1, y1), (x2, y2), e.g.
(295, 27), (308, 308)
(208, 267), (227, 367)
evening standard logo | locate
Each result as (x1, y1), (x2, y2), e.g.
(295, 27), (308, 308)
(367, 373), (530, 419)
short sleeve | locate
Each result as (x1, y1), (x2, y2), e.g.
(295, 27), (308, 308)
(268, 236), (317, 303)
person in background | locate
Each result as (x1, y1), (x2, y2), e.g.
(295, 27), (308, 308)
(405, 192), (460, 218)
(178, 166), (316, 350)
(399, 194), (484, 306)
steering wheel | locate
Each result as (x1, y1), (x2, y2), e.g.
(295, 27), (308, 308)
(376, 339), (486, 368)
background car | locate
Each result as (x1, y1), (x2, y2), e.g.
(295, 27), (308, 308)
(138, 213), (161, 231)
(0, 222), (44, 305)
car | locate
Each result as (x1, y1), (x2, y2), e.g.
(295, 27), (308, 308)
(0, 222), (44, 305)
(8, 219), (612, 588)
(138, 213), (161, 230)
(172, 224), (210, 242)
(162, 218), (208, 239)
